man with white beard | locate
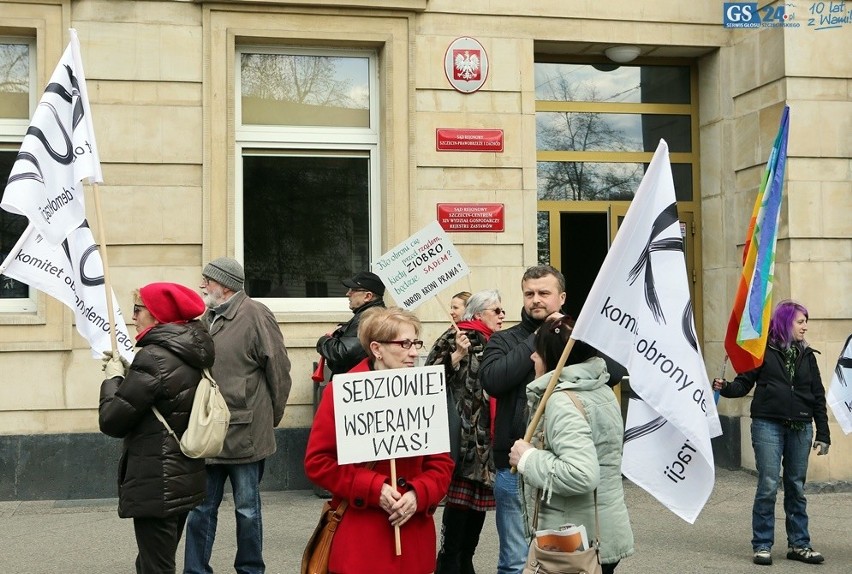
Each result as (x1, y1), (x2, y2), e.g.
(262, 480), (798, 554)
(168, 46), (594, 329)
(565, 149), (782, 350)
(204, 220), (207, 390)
(184, 257), (292, 574)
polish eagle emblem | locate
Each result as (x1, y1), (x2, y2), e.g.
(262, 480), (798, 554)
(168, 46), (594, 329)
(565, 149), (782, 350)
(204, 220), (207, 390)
(453, 50), (481, 81)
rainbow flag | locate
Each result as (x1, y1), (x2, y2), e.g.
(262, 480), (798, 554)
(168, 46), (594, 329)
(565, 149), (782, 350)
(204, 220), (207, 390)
(724, 105), (789, 373)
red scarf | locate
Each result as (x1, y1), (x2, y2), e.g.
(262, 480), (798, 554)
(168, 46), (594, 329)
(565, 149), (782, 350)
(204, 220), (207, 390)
(455, 318), (497, 439)
(455, 319), (493, 341)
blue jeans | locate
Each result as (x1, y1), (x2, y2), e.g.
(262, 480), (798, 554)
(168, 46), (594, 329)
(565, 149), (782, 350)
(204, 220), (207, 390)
(751, 418), (812, 551)
(184, 461), (265, 574)
(494, 468), (529, 574)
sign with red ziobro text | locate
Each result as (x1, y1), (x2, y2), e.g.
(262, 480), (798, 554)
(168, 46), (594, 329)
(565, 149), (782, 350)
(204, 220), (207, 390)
(437, 203), (504, 232)
(436, 129), (504, 152)
(372, 221), (470, 310)
(333, 365), (450, 464)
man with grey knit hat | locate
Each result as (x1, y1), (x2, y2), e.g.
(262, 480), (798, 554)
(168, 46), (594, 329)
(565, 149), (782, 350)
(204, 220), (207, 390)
(316, 270), (386, 377)
(185, 257), (292, 574)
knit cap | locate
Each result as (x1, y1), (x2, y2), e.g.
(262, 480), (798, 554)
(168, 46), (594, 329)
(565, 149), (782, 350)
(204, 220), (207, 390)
(139, 282), (206, 324)
(203, 257), (245, 292)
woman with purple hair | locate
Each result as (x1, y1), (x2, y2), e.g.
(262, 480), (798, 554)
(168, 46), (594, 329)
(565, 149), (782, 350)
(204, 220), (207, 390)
(714, 299), (830, 566)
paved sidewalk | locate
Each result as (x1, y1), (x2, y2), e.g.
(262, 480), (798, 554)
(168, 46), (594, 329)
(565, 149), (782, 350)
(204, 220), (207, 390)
(1, 468), (849, 573)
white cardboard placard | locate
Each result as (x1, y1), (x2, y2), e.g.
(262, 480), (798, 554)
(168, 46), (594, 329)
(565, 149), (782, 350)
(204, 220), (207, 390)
(373, 221), (470, 310)
(333, 365), (450, 465)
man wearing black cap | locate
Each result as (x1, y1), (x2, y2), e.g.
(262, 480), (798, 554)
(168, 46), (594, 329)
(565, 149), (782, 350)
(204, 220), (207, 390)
(316, 271), (386, 376)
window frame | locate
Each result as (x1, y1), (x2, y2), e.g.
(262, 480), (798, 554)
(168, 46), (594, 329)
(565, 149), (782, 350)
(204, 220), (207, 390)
(0, 36), (38, 313)
(234, 46), (381, 313)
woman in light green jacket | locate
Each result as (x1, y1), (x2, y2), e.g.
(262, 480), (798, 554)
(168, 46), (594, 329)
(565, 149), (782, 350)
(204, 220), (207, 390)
(509, 315), (634, 573)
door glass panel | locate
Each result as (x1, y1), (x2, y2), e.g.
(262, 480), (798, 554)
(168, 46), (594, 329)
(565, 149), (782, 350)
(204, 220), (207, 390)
(560, 211), (608, 319)
(242, 154), (370, 298)
(537, 211), (550, 265)
(537, 112), (691, 152)
(538, 161), (693, 201)
(240, 53), (370, 127)
(535, 63), (690, 104)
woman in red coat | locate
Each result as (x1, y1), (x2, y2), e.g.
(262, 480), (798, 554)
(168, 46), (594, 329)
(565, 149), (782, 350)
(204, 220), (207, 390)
(305, 306), (454, 574)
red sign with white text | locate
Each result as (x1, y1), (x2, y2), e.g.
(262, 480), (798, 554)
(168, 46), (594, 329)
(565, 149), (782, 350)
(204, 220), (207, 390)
(436, 129), (504, 152)
(437, 203), (505, 232)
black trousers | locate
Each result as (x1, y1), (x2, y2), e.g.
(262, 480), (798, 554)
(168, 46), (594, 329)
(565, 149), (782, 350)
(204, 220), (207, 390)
(133, 511), (189, 574)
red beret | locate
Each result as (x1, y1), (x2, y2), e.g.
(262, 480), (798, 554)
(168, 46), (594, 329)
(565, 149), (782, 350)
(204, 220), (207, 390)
(139, 282), (206, 324)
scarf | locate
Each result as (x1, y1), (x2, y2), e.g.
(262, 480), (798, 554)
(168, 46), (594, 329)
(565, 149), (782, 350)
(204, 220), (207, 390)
(456, 319), (493, 341)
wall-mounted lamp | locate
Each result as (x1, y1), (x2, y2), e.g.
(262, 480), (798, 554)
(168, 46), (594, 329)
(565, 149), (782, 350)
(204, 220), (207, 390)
(604, 45), (641, 64)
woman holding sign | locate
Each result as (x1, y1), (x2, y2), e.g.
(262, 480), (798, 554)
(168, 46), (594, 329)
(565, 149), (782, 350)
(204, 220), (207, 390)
(426, 289), (503, 574)
(305, 307), (454, 574)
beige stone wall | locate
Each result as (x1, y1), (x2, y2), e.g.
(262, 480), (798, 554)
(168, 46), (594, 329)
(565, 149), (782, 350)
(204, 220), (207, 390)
(0, 0), (849, 479)
(702, 23), (852, 479)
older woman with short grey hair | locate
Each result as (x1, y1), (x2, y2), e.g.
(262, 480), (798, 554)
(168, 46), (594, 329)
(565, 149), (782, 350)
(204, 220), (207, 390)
(426, 288), (505, 572)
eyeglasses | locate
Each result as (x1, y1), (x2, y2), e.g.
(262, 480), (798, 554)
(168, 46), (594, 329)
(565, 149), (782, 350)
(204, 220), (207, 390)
(347, 288), (369, 294)
(133, 304), (146, 314)
(485, 307), (506, 315)
(378, 339), (425, 350)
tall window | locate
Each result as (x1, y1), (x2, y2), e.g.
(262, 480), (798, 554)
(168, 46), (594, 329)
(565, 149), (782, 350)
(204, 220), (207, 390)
(534, 61), (698, 266)
(0, 38), (36, 312)
(236, 48), (379, 311)
(534, 59), (702, 329)
(535, 63), (695, 204)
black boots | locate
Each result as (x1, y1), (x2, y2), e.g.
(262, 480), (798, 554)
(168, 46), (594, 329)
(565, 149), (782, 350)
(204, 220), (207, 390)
(460, 509), (486, 574)
(436, 506), (486, 574)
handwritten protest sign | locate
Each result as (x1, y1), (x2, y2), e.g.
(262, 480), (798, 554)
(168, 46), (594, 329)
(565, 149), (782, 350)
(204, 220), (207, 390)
(373, 221), (469, 310)
(333, 365), (450, 465)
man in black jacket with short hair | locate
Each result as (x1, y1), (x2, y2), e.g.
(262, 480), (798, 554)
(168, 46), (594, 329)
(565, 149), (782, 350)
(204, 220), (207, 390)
(316, 271), (386, 376)
(481, 265), (566, 574)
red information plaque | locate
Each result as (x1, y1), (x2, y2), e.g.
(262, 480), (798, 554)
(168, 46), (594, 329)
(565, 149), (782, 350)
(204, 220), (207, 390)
(437, 203), (505, 232)
(436, 129), (504, 152)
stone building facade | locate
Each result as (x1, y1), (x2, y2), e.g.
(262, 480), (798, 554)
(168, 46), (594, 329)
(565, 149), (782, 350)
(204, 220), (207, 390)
(0, 0), (849, 499)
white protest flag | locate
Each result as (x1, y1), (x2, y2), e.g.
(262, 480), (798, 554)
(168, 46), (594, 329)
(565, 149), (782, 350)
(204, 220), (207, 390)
(0, 222), (134, 363)
(827, 334), (852, 435)
(571, 139), (721, 523)
(1, 29), (103, 245)
(373, 221), (470, 310)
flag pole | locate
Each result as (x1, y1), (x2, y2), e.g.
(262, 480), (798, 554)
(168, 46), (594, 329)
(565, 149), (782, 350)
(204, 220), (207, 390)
(512, 337), (576, 473)
(91, 183), (118, 355)
(0, 223), (35, 275)
(714, 354), (729, 404)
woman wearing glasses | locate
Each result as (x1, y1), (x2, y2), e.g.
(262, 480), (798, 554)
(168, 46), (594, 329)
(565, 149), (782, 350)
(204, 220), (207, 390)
(305, 306), (454, 574)
(98, 283), (214, 573)
(426, 289), (504, 574)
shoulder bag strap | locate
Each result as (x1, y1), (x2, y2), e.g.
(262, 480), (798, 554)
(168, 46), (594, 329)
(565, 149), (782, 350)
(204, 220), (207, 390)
(562, 390), (601, 545)
(151, 405), (179, 442)
(151, 367), (212, 443)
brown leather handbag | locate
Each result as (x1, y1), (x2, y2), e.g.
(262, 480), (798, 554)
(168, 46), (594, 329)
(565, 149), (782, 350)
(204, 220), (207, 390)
(301, 500), (346, 574)
(301, 461), (376, 574)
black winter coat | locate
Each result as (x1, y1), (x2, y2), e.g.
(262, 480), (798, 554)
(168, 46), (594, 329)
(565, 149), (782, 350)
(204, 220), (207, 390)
(721, 343), (830, 444)
(99, 320), (215, 518)
(480, 309), (544, 468)
(316, 299), (385, 375)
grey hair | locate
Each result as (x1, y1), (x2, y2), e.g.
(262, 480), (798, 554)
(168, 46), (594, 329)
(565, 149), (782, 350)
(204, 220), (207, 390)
(462, 289), (501, 321)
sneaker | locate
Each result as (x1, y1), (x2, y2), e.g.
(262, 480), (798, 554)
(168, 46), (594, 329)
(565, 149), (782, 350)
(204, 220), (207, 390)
(753, 548), (772, 565)
(787, 546), (824, 564)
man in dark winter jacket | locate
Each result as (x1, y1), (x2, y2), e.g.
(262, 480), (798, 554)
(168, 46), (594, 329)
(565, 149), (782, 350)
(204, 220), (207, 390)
(481, 265), (566, 574)
(185, 257), (292, 574)
(316, 271), (386, 377)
